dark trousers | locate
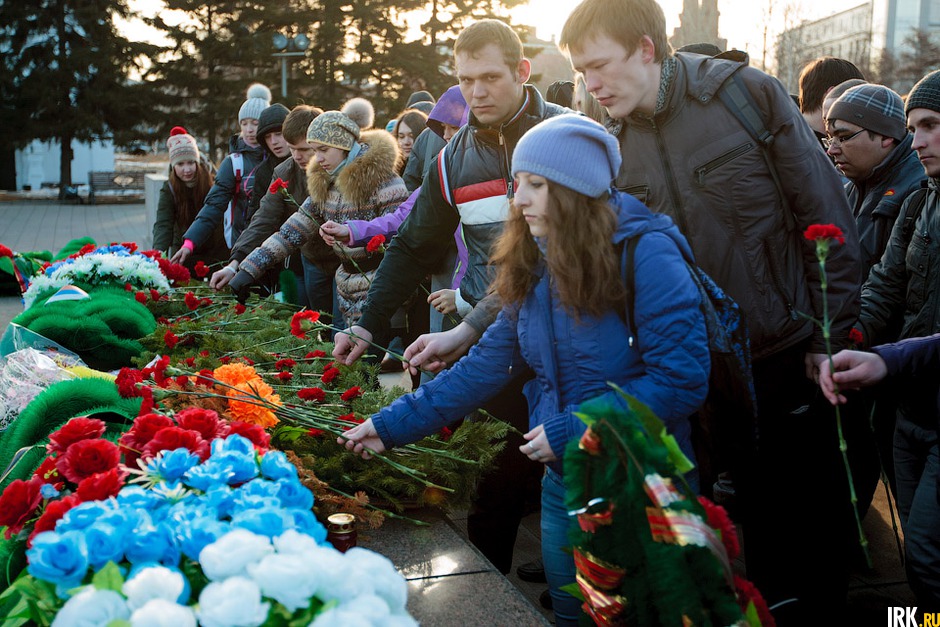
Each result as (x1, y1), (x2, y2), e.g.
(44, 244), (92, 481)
(736, 342), (861, 625)
(466, 373), (543, 574)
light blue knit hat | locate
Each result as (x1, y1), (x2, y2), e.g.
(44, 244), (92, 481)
(512, 114), (621, 198)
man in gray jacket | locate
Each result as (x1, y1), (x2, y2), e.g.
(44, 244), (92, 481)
(561, 0), (861, 623)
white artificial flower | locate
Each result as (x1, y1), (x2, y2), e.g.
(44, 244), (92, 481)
(308, 548), (362, 603)
(197, 577), (270, 627)
(273, 529), (321, 556)
(199, 528), (274, 581)
(130, 599), (196, 627)
(342, 548), (408, 612)
(246, 553), (320, 612)
(122, 565), (186, 611)
(308, 608), (372, 627)
(51, 586), (130, 627)
(344, 593), (391, 622)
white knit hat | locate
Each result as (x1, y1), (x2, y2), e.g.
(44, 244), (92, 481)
(167, 126), (200, 167)
(239, 83), (272, 122)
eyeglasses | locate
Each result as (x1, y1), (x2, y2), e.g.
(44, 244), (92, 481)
(823, 128), (866, 149)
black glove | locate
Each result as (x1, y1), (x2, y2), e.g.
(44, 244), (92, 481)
(228, 270), (254, 304)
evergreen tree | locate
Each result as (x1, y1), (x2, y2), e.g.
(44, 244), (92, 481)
(0, 0), (160, 197)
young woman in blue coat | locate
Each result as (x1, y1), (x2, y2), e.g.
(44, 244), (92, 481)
(340, 114), (710, 625)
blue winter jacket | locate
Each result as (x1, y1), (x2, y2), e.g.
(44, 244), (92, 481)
(372, 191), (711, 474)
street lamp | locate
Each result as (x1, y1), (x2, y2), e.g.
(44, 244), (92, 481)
(272, 32), (310, 99)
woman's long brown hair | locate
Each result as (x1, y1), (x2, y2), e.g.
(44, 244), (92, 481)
(169, 162), (213, 230)
(490, 182), (625, 319)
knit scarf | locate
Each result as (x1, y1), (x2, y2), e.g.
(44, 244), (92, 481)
(327, 142), (362, 178)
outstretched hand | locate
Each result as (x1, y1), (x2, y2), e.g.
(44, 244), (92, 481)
(519, 424), (556, 463)
(319, 220), (352, 247)
(170, 246), (191, 265)
(209, 264), (238, 290)
(332, 326), (372, 366)
(402, 323), (481, 375)
(338, 418), (386, 460)
(818, 349), (888, 405)
(427, 289), (458, 315)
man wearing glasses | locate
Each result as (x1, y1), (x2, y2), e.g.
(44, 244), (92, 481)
(826, 83), (925, 277)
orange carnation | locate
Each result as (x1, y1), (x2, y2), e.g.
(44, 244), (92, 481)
(227, 379), (282, 428)
(213, 363), (263, 388)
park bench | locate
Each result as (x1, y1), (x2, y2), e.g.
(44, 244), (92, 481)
(87, 170), (147, 204)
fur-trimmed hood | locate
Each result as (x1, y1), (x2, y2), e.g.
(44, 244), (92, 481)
(306, 129), (401, 206)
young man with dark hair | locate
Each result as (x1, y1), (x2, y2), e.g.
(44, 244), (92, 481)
(798, 56), (866, 136)
(331, 17), (568, 584)
(561, 0), (861, 623)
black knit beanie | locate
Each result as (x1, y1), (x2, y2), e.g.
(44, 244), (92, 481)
(906, 70), (940, 117)
(257, 104), (290, 142)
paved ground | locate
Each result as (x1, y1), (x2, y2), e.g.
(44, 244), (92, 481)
(0, 199), (919, 622)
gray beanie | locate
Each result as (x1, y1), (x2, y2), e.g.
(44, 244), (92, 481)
(827, 83), (907, 141)
(341, 97), (375, 130)
(906, 69), (940, 117)
(306, 111), (361, 151)
(512, 114), (621, 198)
(239, 84), (272, 122)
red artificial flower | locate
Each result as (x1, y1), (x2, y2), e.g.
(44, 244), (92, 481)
(321, 367), (340, 384)
(55, 439), (121, 484)
(297, 387), (326, 402)
(121, 242), (138, 253)
(150, 289), (161, 302)
(140, 249), (161, 259)
(803, 223), (845, 245)
(123, 413), (176, 450)
(77, 243), (96, 256)
(306, 428), (325, 437)
(276, 371), (293, 381)
(76, 467), (127, 502)
(164, 330), (180, 349)
(135, 291), (148, 304)
(219, 356), (231, 364)
(698, 496), (740, 561)
(124, 282), (134, 291)
(290, 311), (322, 339)
(848, 328), (864, 346)
(175, 407), (225, 442)
(366, 235), (386, 253)
(305, 350), (326, 359)
(194, 261), (209, 278)
(47, 417), (107, 455)
(734, 575), (774, 627)
(32, 457), (64, 490)
(340, 386), (363, 402)
(269, 178), (289, 194)
(439, 427), (453, 441)
(0, 244), (13, 258)
(29, 495), (81, 544)
(143, 427), (208, 461)
(138, 387), (155, 417)
(234, 303), (246, 315)
(196, 369), (215, 387)
(227, 421), (271, 452)
(275, 358), (297, 370)
(0, 477), (44, 539)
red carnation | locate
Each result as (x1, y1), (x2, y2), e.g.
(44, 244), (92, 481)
(269, 178), (289, 194)
(219, 356), (231, 364)
(440, 427), (453, 441)
(116, 368), (145, 398)
(164, 330), (180, 349)
(135, 291), (148, 304)
(297, 387), (326, 402)
(32, 457), (64, 490)
(76, 467), (127, 502)
(143, 427), (208, 461)
(124, 282), (133, 291)
(340, 386), (363, 402)
(306, 428), (325, 437)
(157, 257), (191, 285)
(121, 242), (138, 253)
(276, 371), (293, 381)
(227, 421), (271, 452)
(47, 417), (107, 455)
(848, 328), (864, 346)
(194, 261), (210, 278)
(196, 369), (215, 387)
(123, 413), (176, 450)
(290, 310), (322, 340)
(55, 439), (121, 484)
(803, 223), (845, 244)
(176, 408), (224, 441)
(150, 289), (162, 301)
(366, 235), (386, 253)
(184, 291), (200, 311)
(184, 356), (196, 367)
(0, 244), (13, 258)
(234, 303), (246, 315)
(275, 358), (297, 370)
(699, 496), (740, 561)
(242, 357), (255, 366)
(0, 477), (44, 539)
(734, 575), (774, 627)
(305, 350), (326, 359)
(339, 413), (364, 430)
(321, 367), (340, 384)
(138, 387), (155, 417)
(29, 494), (81, 544)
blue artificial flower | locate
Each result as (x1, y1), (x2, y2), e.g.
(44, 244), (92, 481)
(284, 509), (327, 544)
(230, 494), (281, 516)
(204, 485), (236, 520)
(275, 478), (314, 511)
(210, 433), (255, 458)
(26, 531), (89, 590)
(84, 523), (125, 570)
(96, 507), (138, 538)
(57, 501), (112, 533)
(151, 448), (202, 482)
(165, 499), (216, 526)
(177, 518), (229, 561)
(40, 483), (60, 499)
(124, 523), (181, 567)
(236, 478), (280, 500)
(259, 451), (297, 482)
(231, 508), (290, 539)
(116, 486), (163, 511)
(183, 460), (235, 492)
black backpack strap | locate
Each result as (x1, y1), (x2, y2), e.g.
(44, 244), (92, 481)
(899, 187), (929, 246)
(617, 236), (642, 345)
(716, 72), (796, 232)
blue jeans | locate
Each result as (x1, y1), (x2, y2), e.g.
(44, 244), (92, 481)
(301, 258), (340, 338)
(541, 468), (581, 626)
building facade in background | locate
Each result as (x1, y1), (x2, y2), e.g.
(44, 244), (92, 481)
(671, 0), (728, 52)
